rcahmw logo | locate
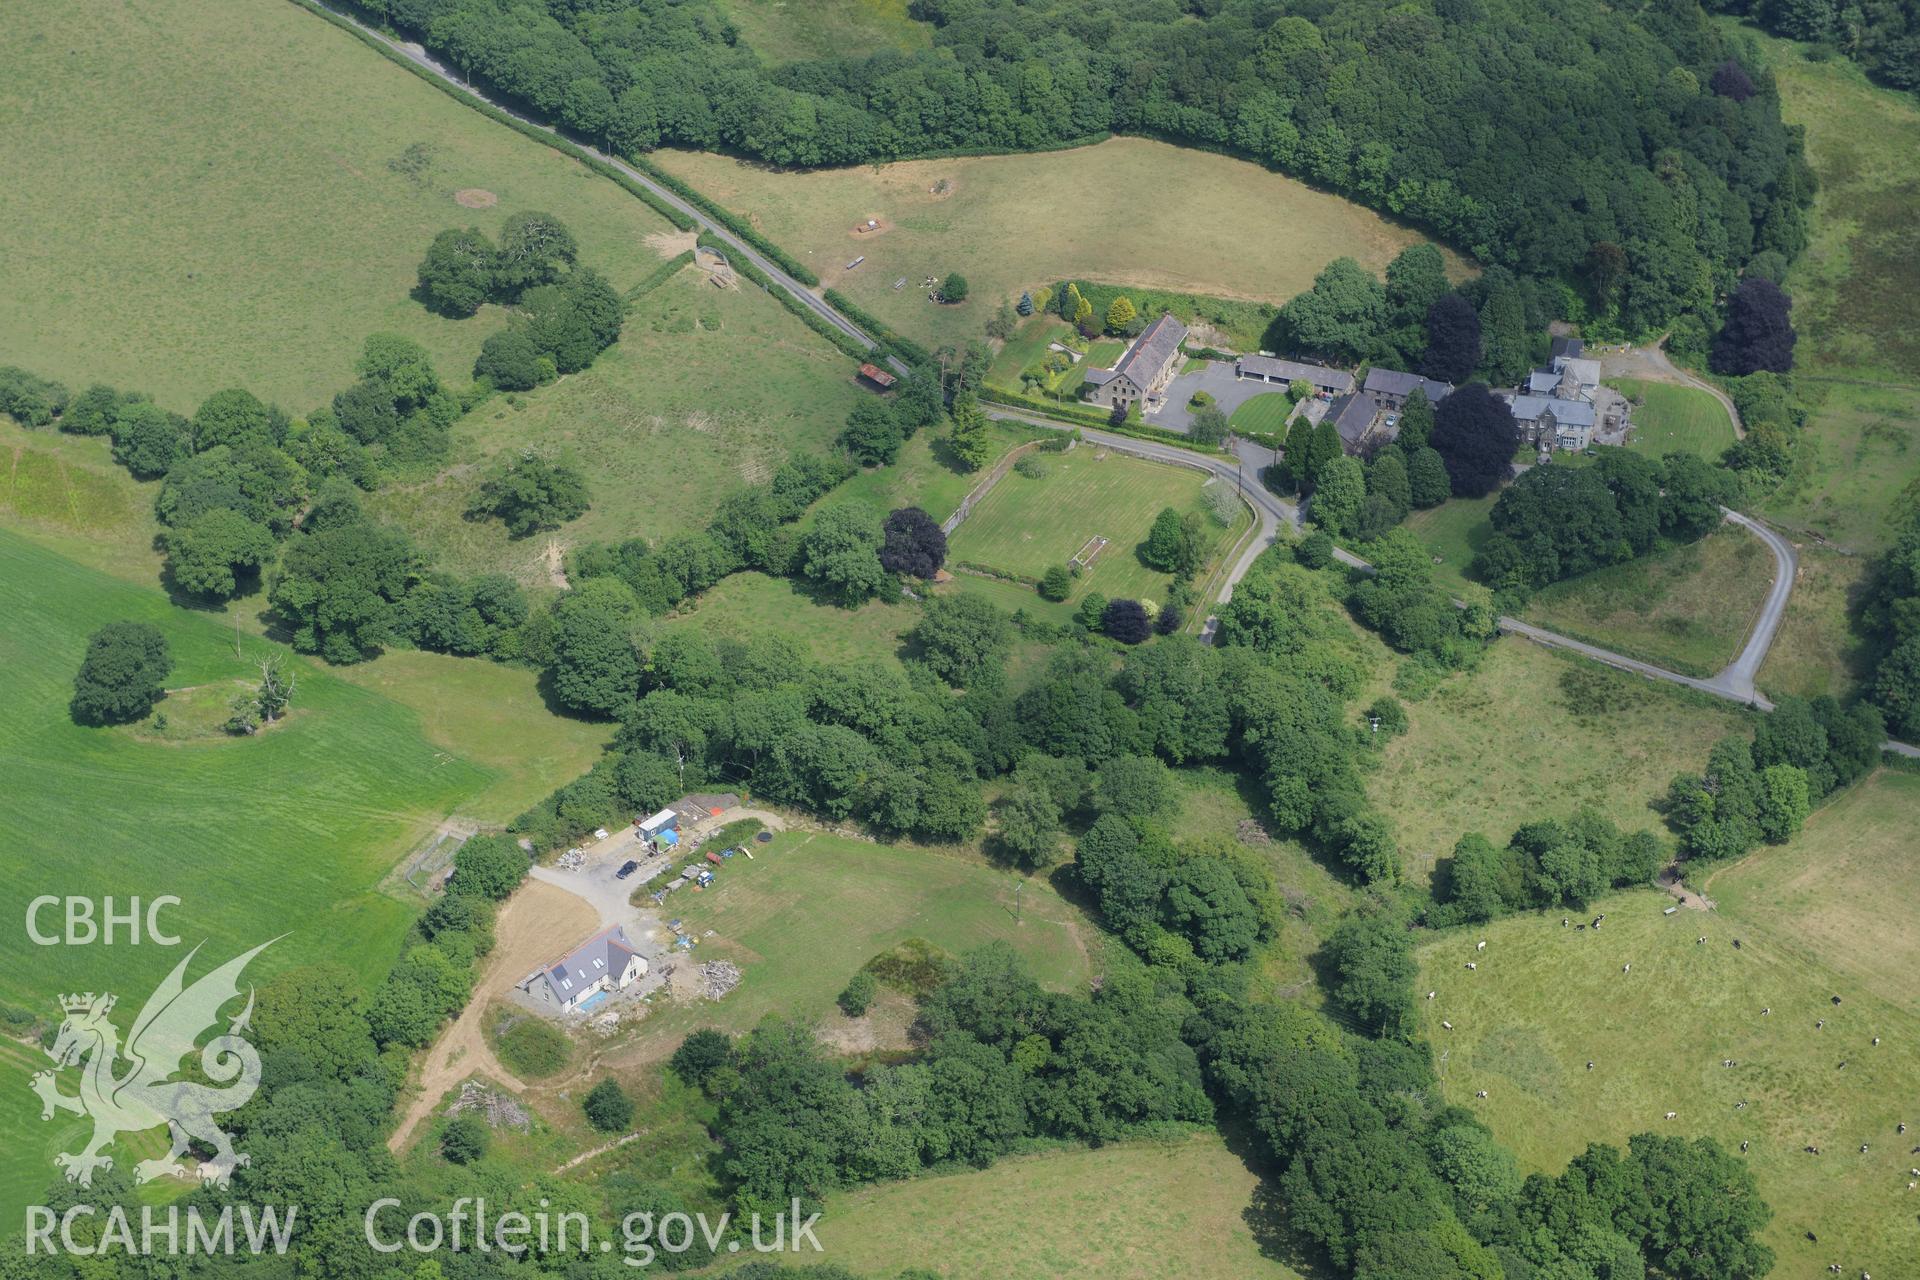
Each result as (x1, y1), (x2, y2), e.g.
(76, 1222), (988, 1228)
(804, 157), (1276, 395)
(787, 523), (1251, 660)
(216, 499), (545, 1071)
(26, 1204), (296, 1259)
(23, 940), (284, 1251)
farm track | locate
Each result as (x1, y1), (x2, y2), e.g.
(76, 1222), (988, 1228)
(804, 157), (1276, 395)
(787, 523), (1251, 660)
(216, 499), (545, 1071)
(295, 0), (1917, 761)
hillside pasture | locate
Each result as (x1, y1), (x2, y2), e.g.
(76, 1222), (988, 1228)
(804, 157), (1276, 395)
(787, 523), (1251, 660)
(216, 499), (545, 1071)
(948, 449), (1234, 607)
(1372, 639), (1751, 882)
(0, 0), (672, 413)
(1522, 526), (1773, 678)
(815, 1133), (1301, 1280)
(0, 529), (508, 1214)
(1617, 378), (1738, 459)
(653, 137), (1468, 351)
(366, 271), (867, 584)
(1756, 36), (1920, 552)
(1417, 826), (1920, 1279)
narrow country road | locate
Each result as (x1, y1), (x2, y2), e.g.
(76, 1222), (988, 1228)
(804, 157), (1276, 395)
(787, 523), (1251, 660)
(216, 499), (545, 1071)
(298, 0), (1917, 758)
(1604, 338), (1744, 439)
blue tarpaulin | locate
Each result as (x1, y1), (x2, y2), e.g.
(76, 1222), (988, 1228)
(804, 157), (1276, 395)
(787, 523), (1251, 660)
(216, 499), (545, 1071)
(659, 828), (680, 846)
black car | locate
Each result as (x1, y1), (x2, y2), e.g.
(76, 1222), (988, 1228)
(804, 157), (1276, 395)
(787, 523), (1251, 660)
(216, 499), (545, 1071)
(615, 859), (640, 879)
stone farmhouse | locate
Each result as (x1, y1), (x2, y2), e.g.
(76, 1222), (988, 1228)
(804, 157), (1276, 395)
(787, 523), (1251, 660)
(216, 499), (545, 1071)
(521, 924), (646, 1014)
(1084, 313), (1188, 410)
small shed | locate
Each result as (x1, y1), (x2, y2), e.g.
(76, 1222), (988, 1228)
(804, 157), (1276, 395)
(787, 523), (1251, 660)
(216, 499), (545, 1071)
(858, 363), (897, 390)
(638, 808), (678, 838)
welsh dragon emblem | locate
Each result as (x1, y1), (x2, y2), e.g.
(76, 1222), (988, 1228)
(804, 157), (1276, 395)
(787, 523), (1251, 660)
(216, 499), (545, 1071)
(31, 940), (273, 1188)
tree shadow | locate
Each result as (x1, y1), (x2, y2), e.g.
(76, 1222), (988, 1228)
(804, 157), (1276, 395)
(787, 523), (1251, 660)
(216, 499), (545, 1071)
(1214, 1115), (1341, 1280)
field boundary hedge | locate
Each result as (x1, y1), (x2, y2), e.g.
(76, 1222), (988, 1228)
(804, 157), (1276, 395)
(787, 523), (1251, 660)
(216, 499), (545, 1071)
(823, 290), (933, 366)
(630, 157), (819, 286)
(976, 388), (1231, 459)
(698, 234), (871, 362)
(626, 251), (693, 304)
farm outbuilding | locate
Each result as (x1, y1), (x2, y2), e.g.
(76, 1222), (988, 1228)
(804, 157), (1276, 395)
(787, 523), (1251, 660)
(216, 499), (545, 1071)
(858, 363), (897, 389)
(638, 808), (678, 839)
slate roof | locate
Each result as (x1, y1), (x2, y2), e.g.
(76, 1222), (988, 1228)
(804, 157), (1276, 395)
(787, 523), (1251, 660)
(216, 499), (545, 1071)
(1363, 367), (1454, 404)
(1325, 392), (1380, 448)
(1550, 336), (1585, 361)
(1109, 313), (1188, 386)
(544, 925), (641, 1002)
(1526, 370), (1562, 395)
(1236, 354), (1355, 392)
(1083, 367), (1118, 387)
(1510, 395), (1596, 428)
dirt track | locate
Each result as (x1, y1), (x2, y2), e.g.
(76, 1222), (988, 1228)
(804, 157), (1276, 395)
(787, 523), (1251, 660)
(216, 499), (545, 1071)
(387, 877), (597, 1153)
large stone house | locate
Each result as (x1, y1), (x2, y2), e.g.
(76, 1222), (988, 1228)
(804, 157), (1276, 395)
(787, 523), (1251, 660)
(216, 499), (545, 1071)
(1083, 313), (1188, 410)
(522, 924), (646, 1014)
(1324, 391), (1388, 453)
(1510, 343), (1608, 451)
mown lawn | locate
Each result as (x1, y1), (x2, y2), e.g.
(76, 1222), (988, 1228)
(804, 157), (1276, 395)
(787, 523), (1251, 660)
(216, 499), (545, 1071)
(1523, 526), (1773, 678)
(654, 136), (1467, 351)
(0, 529), (508, 1213)
(1372, 639), (1751, 883)
(948, 449), (1230, 607)
(1227, 392), (1297, 435)
(367, 272), (868, 583)
(815, 1132), (1302, 1280)
(1419, 775), (1920, 1280)
(0, 0), (673, 413)
(1617, 378), (1737, 459)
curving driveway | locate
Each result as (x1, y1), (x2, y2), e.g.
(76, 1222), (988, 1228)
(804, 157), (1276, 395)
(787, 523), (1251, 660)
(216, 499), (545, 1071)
(296, 0), (1914, 756)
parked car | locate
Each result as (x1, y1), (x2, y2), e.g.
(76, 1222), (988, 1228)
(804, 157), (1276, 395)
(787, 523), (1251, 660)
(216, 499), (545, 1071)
(615, 859), (640, 879)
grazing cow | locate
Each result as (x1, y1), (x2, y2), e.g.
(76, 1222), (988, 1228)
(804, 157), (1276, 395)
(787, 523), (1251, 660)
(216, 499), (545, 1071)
(1740, 1140), (1749, 1152)
(1664, 1111), (1677, 1120)
(1426, 991), (1436, 1000)
(1898, 1123), (1907, 1134)
(1622, 963), (1631, 974)
(1817, 1020), (1826, 1029)
(1441, 1021), (1453, 1030)
(1732, 939), (1742, 949)
(1586, 1062), (1595, 1071)
(1466, 962), (1477, 971)
(1697, 936), (1707, 944)
(1873, 1037), (1881, 1046)
(1763, 1007), (1771, 1015)
(1475, 1090), (1488, 1099)
(1476, 941), (1486, 951)
(1861, 1144), (1870, 1153)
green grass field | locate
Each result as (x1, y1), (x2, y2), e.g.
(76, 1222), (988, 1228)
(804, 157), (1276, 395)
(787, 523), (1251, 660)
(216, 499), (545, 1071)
(1757, 544), (1877, 701)
(1403, 496), (1497, 597)
(1617, 379), (1738, 459)
(0, 529), (517, 1213)
(1226, 393), (1297, 436)
(661, 571), (918, 670)
(1750, 35), (1920, 553)
(0, 418), (165, 584)
(830, 421), (1036, 525)
(948, 449), (1231, 607)
(1523, 527), (1772, 678)
(814, 1133), (1301, 1280)
(367, 271), (868, 584)
(637, 830), (1095, 1042)
(1372, 639), (1752, 883)
(654, 137), (1467, 351)
(0, 0), (673, 414)
(716, 0), (929, 64)
(1418, 773), (1920, 1278)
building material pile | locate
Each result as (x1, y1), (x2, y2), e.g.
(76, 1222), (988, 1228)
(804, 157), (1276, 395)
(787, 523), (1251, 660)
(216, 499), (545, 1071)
(449, 1081), (530, 1132)
(699, 961), (742, 1000)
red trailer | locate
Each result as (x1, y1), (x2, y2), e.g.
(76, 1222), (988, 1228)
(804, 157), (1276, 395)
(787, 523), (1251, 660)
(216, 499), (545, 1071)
(705, 850), (724, 866)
